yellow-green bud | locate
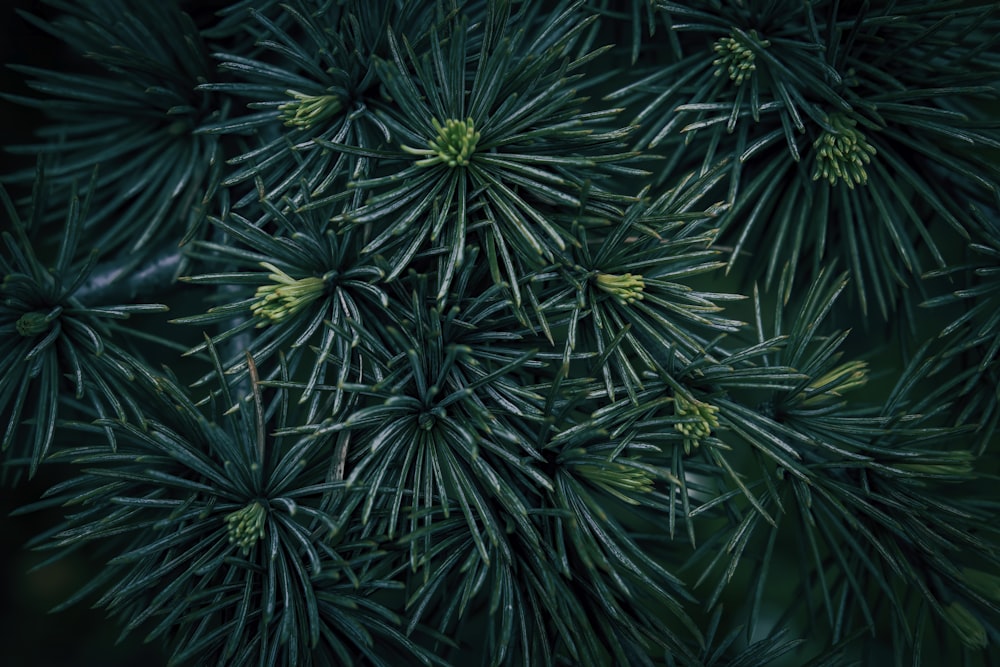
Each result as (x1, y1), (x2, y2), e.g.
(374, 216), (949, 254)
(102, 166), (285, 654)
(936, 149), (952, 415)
(811, 113), (877, 189)
(595, 272), (646, 305)
(893, 451), (974, 477)
(943, 601), (988, 650)
(712, 31), (770, 86)
(251, 262), (326, 326)
(801, 360), (868, 407)
(279, 90), (342, 129)
(674, 393), (719, 455)
(962, 568), (1000, 604)
(573, 461), (654, 505)
(402, 117), (480, 168)
(226, 500), (266, 555)
(15, 310), (51, 337)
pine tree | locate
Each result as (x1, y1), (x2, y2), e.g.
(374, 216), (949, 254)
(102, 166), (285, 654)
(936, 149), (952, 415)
(2, 1), (999, 665)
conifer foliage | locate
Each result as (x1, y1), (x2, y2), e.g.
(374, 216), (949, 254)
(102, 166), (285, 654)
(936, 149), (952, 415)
(2, 1), (999, 665)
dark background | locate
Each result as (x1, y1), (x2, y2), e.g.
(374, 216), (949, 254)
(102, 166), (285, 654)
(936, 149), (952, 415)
(1, 2), (166, 664)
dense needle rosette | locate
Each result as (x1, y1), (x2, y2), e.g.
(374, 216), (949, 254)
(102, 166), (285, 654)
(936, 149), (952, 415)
(0, 175), (166, 480)
(24, 351), (443, 666)
(4, 0), (225, 257)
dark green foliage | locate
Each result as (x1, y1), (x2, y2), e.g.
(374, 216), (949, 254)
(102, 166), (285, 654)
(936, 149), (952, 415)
(19, 353), (444, 666)
(0, 170), (166, 479)
(3, 0), (226, 258)
(196, 1), (431, 210)
(925, 208), (1000, 374)
(173, 196), (390, 409)
(623, 1), (1000, 316)
(2, 1), (999, 665)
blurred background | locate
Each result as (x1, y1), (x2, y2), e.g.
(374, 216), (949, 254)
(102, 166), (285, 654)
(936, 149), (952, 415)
(1, 2), (165, 664)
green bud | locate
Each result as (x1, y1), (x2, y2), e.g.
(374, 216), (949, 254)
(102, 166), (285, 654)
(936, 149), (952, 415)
(418, 413), (435, 430)
(674, 393), (719, 455)
(16, 310), (52, 337)
(573, 461), (654, 505)
(962, 568), (1000, 604)
(943, 601), (988, 650)
(402, 117), (480, 168)
(251, 262), (326, 326)
(811, 113), (877, 189)
(712, 30), (770, 86)
(595, 272), (646, 305)
(279, 90), (342, 129)
(801, 359), (868, 406)
(893, 451), (974, 477)
(226, 500), (267, 555)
